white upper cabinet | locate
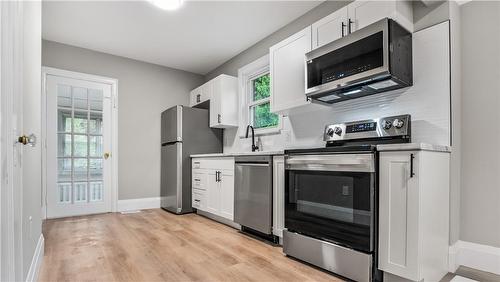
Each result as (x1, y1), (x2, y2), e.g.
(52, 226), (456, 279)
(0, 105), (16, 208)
(311, 6), (348, 49)
(209, 74), (238, 128)
(348, 1), (413, 33)
(269, 26), (312, 114)
(311, 1), (413, 49)
(189, 74), (238, 128)
(189, 86), (204, 107)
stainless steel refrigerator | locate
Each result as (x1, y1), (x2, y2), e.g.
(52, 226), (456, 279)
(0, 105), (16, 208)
(161, 105), (222, 214)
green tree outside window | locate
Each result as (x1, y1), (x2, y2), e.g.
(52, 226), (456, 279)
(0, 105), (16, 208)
(251, 74), (278, 129)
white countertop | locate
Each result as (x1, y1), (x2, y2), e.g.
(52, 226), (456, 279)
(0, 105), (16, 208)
(191, 150), (284, 158)
(376, 143), (451, 153)
(191, 143), (450, 158)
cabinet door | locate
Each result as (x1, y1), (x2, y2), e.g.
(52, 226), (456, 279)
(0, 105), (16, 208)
(272, 156), (285, 238)
(270, 26), (312, 114)
(201, 81), (212, 103)
(190, 87), (202, 107)
(209, 79), (221, 127)
(209, 75), (238, 128)
(311, 6), (348, 49)
(218, 170), (234, 220)
(379, 151), (420, 281)
(348, 1), (394, 33)
(205, 169), (219, 215)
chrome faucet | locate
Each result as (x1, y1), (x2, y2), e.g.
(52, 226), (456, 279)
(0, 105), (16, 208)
(245, 125), (259, 152)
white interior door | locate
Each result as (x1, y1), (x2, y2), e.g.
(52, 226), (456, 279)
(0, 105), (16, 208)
(1, 1), (25, 280)
(46, 75), (112, 218)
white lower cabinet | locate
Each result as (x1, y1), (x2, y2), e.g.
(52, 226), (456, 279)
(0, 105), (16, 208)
(192, 157), (234, 221)
(218, 170), (234, 220)
(378, 150), (450, 282)
(272, 156), (285, 238)
(205, 170), (219, 215)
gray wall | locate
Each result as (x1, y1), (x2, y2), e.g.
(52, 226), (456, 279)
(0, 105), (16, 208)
(42, 40), (204, 200)
(460, 1), (500, 248)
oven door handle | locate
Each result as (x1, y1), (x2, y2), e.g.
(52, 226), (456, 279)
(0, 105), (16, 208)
(286, 154), (375, 172)
(286, 163), (374, 172)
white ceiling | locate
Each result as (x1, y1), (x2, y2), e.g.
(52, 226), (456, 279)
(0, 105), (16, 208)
(42, 1), (322, 75)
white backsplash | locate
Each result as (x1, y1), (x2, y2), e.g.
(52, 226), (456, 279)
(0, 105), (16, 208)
(224, 22), (451, 153)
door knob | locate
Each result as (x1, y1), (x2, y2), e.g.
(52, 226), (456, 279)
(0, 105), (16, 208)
(17, 134), (36, 147)
(104, 152), (111, 159)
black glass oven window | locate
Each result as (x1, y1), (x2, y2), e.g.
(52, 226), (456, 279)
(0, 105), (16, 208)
(285, 170), (373, 252)
(307, 31), (384, 89)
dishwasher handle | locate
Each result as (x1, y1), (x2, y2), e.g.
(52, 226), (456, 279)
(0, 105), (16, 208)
(235, 162), (270, 167)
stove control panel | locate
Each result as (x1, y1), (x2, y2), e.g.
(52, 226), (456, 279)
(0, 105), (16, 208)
(323, 114), (411, 143)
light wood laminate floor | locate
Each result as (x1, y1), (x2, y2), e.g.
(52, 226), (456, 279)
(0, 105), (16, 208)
(39, 209), (343, 282)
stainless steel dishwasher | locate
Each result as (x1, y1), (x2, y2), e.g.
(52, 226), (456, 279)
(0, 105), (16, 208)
(234, 155), (276, 242)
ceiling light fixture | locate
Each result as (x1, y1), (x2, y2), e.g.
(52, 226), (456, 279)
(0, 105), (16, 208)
(149, 0), (183, 11)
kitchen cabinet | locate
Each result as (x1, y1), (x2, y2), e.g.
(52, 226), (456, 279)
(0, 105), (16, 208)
(272, 155), (285, 239)
(192, 157), (235, 221)
(378, 149), (450, 282)
(189, 83), (211, 107)
(189, 75), (238, 128)
(218, 170), (234, 220)
(311, 6), (348, 49)
(269, 26), (313, 115)
(347, 1), (413, 33)
(209, 75), (238, 128)
(311, 1), (413, 49)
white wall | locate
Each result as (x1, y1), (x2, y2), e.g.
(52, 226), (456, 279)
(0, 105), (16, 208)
(42, 41), (204, 200)
(460, 1), (500, 248)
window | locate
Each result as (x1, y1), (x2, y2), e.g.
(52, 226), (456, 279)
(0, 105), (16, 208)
(239, 55), (281, 135)
(249, 73), (279, 129)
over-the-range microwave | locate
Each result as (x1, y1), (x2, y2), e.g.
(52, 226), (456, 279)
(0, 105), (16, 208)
(305, 18), (413, 104)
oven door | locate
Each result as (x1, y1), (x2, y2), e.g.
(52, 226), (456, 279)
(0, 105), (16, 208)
(285, 153), (375, 253)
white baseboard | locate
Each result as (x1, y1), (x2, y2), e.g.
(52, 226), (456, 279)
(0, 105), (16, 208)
(26, 234), (44, 282)
(449, 240), (500, 275)
(117, 197), (161, 212)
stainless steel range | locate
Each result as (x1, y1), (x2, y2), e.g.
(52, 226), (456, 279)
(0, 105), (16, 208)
(283, 114), (411, 282)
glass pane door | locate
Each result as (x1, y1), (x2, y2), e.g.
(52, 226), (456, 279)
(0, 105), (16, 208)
(285, 169), (374, 252)
(56, 84), (104, 204)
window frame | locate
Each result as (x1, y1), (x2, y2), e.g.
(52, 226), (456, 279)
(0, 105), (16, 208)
(238, 55), (281, 137)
